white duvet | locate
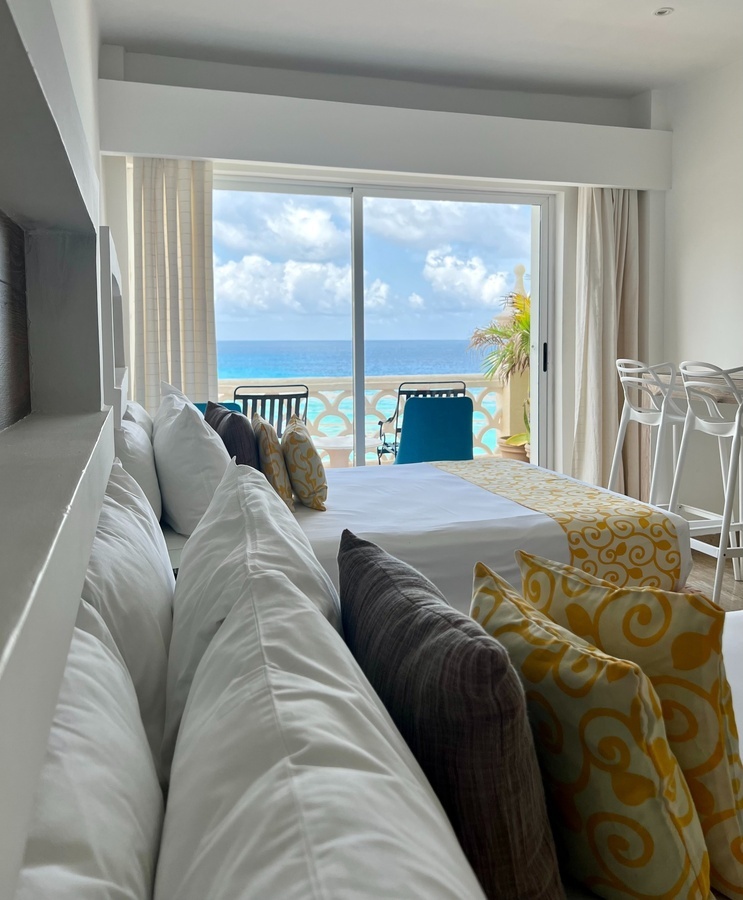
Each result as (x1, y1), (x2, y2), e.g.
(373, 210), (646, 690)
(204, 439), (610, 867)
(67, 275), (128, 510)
(294, 462), (693, 616)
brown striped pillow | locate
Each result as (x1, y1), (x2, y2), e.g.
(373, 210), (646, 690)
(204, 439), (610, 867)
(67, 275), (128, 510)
(338, 530), (564, 900)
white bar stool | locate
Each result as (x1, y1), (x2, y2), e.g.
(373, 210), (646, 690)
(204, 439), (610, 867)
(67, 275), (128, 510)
(608, 360), (686, 507)
(668, 361), (743, 604)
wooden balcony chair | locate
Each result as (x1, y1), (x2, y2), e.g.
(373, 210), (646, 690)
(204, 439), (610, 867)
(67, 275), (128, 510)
(233, 383), (309, 438)
(378, 380), (467, 463)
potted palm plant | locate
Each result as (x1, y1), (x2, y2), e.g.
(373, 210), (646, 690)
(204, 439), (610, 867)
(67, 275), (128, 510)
(502, 397), (530, 459)
(470, 292), (531, 462)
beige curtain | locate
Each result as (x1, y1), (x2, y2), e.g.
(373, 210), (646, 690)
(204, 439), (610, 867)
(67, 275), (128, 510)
(131, 158), (217, 413)
(572, 188), (640, 494)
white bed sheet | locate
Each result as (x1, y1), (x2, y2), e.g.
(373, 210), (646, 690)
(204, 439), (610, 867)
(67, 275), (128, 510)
(296, 462), (562, 614)
(294, 462), (693, 616)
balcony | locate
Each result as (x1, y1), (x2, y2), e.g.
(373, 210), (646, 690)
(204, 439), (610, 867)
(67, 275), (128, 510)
(218, 372), (529, 467)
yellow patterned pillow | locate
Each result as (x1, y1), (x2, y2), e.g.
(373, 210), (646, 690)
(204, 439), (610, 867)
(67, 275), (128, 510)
(252, 414), (294, 511)
(517, 551), (743, 898)
(471, 562), (710, 899)
(280, 416), (327, 511)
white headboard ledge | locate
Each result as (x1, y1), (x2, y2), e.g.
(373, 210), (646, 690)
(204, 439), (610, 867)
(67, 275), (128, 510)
(0, 409), (112, 895)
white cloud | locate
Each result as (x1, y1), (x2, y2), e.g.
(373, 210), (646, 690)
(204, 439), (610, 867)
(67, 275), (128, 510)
(365, 278), (390, 309)
(212, 190), (528, 340)
(265, 204), (348, 260)
(423, 247), (509, 308)
(215, 254), (352, 318)
(212, 206), (347, 261)
(213, 192), (350, 261)
(212, 221), (253, 256)
(363, 197), (532, 259)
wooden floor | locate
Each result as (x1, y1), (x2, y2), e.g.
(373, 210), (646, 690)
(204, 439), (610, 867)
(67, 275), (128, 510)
(686, 550), (743, 612)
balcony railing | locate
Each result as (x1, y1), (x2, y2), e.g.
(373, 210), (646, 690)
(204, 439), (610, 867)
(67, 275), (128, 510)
(218, 374), (512, 467)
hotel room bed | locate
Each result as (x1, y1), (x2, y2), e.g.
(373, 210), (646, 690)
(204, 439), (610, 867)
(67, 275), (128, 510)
(293, 458), (693, 615)
(0, 387), (729, 899)
(5, 437), (735, 899)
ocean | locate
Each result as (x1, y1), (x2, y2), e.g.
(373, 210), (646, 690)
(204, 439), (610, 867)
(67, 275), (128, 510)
(217, 339), (496, 454)
(217, 339), (484, 379)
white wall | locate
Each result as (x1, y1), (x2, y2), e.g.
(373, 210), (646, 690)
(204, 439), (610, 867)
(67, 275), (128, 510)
(6, 0), (98, 228)
(660, 57), (743, 508)
(664, 57), (743, 366)
(49, 0), (100, 175)
(99, 80), (671, 191)
(112, 48), (644, 129)
(101, 156), (130, 367)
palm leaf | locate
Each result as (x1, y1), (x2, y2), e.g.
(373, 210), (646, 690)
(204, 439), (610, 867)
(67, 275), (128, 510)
(469, 292), (531, 383)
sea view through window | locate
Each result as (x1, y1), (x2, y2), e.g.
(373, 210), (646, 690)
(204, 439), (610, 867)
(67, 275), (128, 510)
(213, 186), (536, 463)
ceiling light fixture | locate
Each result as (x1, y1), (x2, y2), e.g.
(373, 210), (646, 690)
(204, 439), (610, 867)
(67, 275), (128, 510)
(653, 6), (675, 15)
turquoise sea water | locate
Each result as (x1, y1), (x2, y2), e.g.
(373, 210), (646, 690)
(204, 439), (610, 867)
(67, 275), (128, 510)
(218, 339), (496, 456)
(217, 339), (484, 379)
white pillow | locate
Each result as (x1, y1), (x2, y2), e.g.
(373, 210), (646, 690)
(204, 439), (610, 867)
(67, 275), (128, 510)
(76, 596), (127, 660)
(82, 461), (174, 779)
(155, 572), (484, 900)
(16, 608), (163, 900)
(124, 400), (154, 440)
(162, 460), (340, 777)
(156, 381), (199, 412)
(152, 383), (230, 535)
(114, 419), (162, 519)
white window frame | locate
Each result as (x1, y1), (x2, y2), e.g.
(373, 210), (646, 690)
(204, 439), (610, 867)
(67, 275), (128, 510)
(213, 174), (554, 466)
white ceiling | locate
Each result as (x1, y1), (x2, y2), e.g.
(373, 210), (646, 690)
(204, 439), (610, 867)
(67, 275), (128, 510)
(95, 0), (743, 98)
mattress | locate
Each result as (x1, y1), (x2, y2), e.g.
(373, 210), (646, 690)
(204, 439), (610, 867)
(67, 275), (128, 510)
(294, 460), (692, 616)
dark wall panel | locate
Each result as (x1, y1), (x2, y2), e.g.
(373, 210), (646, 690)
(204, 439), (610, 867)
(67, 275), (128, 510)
(0, 210), (30, 431)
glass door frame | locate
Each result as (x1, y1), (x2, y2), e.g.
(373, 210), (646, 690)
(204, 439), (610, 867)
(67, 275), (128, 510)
(213, 175), (554, 467)
(352, 186), (553, 467)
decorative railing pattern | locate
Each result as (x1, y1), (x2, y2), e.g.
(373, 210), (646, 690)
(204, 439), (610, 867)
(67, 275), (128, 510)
(218, 374), (505, 466)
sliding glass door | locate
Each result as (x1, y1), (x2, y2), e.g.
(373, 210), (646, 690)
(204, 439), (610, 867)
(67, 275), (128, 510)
(212, 187), (356, 455)
(361, 194), (539, 462)
(214, 182), (549, 467)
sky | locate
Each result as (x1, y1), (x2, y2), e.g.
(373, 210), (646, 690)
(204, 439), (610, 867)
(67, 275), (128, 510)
(213, 191), (534, 342)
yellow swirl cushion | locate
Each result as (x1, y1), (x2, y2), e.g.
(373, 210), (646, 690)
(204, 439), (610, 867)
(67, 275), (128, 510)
(280, 416), (327, 511)
(252, 414), (294, 511)
(471, 562), (710, 899)
(516, 550), (743, 898)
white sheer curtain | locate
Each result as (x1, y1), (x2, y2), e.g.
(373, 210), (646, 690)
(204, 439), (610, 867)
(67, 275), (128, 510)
(131, 158), (217, 413)
(572, 187), (640, 493)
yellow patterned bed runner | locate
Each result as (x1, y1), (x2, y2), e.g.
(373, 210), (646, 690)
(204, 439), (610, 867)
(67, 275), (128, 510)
(432, 458), (682, 589)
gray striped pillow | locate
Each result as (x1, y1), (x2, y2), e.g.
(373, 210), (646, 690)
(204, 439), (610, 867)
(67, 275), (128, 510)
(338, 530), (564, 900)
(204, 402), (260, 470)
